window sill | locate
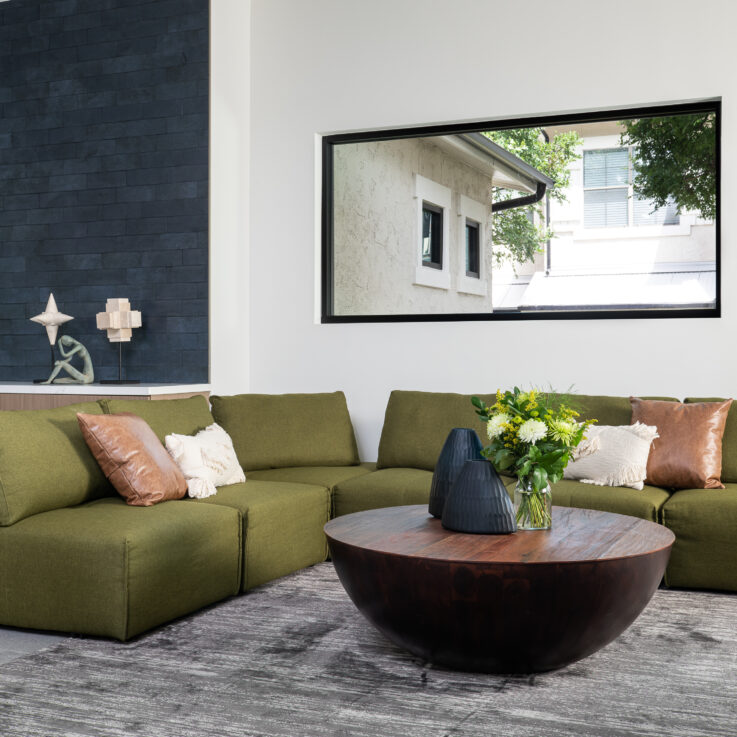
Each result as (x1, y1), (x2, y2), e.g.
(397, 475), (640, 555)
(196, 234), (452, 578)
(457, 276), (488, 297)
(569, 223), (692, 240)
(414, 266), (451, 290)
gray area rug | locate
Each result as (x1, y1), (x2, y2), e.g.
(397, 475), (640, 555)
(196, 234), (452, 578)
(1, 562), (736, 737)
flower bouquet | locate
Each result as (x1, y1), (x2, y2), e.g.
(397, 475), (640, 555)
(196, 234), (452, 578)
(472, 388), (595, 530)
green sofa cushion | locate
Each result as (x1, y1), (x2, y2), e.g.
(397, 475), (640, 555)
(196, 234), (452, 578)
(247, 463), (376, 491)
(210, 392), (360, 471)
(0, 497), (241, 640)
(101, 395), (214, 442)
(376, 391), (496, 471)
(547, 479), (671, 522)
(333, 468), (433, 517)
(0, 401), (112, 526)
(194, 480), (331, 590)
(662, 484), (737, 591)
(685, 397), (737, 484)
(558, 394), (679, 426)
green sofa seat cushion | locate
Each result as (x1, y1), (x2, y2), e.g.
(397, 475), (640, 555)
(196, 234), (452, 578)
(662, 484), (737, 591)
(333, 468), (433, 517)
(0, 401), (112, 526)
(376, 391), (496, 471)
(685, 397), (737, 484)
(0, 497), (241, 640)
(101, 395), (214, 442)
(546, 479), (671, 522)
(194, 480), (331, 590)
(247, 463), (376, 491)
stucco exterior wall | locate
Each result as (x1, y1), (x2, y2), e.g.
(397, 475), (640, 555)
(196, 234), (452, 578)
(333, 138), (494, 315)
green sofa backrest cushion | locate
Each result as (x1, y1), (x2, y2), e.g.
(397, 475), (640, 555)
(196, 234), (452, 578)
(685, 397), (737, 483)
(376, 391), (681, 471)
(377, 391), (497, 471)
(0, 401), (112, 526)
(100, 396), (214, 442)
(210, 392), (360, 471)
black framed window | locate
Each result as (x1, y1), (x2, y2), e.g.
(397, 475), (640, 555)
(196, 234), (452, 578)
(465, 219), (480, 277)
(322, 99), (719, 322)
(421, 202), (443, 269)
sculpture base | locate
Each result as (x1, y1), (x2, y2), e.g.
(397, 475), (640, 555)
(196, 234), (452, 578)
(100, 379), (140, 385)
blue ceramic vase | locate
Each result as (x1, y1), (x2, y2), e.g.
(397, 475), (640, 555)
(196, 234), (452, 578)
(428, 428), (483, 518)
(441, 459), (517, 534)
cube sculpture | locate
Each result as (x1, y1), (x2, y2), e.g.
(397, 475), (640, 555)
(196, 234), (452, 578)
(96, 299), (142, 343)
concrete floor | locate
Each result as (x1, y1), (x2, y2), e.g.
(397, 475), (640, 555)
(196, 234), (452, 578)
(0, 626), (65, 666)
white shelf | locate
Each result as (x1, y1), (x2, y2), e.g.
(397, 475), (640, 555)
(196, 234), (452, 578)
(0, 383), (211, 396)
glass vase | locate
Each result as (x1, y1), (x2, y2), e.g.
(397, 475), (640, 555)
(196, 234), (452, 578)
(514, 479), (552, 530)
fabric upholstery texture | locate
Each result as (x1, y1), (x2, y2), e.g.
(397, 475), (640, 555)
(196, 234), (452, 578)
(662, 484), (737, 591)
(100, 395), (214, 443)
(376, 391), (496, 471)
(333, 468), (433, 517)
(631, 398), (732, 489)
(193, 480), (331, 590)
(246, 463), (376, 491)
(564, 423), (659, 490)
(558, 394), (679, 426)
(685, 398), (737, 483)
(78, 412), (187, 506)
(547, 478), (672, 522)
(210, 392), (360, 471)
(0, 497), (242, 640)
(165, 423), (245, 499)
(0, 401), (112, 526)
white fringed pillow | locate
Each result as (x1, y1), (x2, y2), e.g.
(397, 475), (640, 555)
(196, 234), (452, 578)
(165, 423), (245, 499)
(564, 423), (659, 490)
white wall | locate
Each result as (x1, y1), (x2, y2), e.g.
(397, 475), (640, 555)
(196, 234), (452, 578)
(245, 0), (736, 461)
(209, 0), (251, 395)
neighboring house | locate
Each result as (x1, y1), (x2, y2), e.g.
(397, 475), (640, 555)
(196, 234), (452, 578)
(493, 121), (716, 311)
(332, 133), (552, 315)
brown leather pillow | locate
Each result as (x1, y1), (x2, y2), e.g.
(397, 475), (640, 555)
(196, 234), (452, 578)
(77, 412), (187, 506)
(630, 397), (733, 489)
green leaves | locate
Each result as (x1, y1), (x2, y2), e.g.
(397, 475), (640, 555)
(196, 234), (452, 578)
(483, 127), (583, 266)
(621, 112), (716, 221)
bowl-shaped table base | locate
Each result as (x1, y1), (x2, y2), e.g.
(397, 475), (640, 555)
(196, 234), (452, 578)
(326, 505), (674, 674)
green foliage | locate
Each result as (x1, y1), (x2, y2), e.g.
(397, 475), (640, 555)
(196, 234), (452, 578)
(483, 128), (582, 265)
(620, 113), (716, 221)
(472, 387), (595, 493)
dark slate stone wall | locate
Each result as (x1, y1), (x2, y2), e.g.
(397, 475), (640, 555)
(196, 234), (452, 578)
(0, 0), (208, 383)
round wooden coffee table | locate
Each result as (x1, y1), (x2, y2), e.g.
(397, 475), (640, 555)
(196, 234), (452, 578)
(324, 505), (674, 674)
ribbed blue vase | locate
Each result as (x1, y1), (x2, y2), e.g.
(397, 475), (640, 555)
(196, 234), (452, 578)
(428, 428), (483, 518)
(441, 459), (517, 534)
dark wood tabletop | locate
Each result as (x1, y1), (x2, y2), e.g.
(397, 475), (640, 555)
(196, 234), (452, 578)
(324, 504), (675, 564)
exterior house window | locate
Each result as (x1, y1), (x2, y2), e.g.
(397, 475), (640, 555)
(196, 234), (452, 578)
(465, 219), (480, 277)
(584, 147), (679, 228)
(414, 174), (451, 290)
(422, 202), (443, 269)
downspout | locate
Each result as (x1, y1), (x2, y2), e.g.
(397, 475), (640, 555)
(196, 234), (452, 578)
(541, 129), (551, 274)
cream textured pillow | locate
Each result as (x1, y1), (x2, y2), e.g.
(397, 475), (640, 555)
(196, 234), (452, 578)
(564, 423), (659, 490)
(165, 423), (245, 499)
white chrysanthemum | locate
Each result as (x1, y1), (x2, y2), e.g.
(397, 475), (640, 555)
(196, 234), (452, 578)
(518, 418), (547, 445)
(487, 413), (510, 439)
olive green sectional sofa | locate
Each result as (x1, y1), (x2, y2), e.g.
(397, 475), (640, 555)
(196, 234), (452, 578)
(0, 389), (734, 641)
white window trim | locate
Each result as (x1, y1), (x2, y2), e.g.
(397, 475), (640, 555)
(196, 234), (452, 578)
(457, 194), (489, 297)
(413, 174), (451, 290)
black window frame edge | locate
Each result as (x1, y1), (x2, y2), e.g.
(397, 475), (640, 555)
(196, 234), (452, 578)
(321, 98), (721, 324)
